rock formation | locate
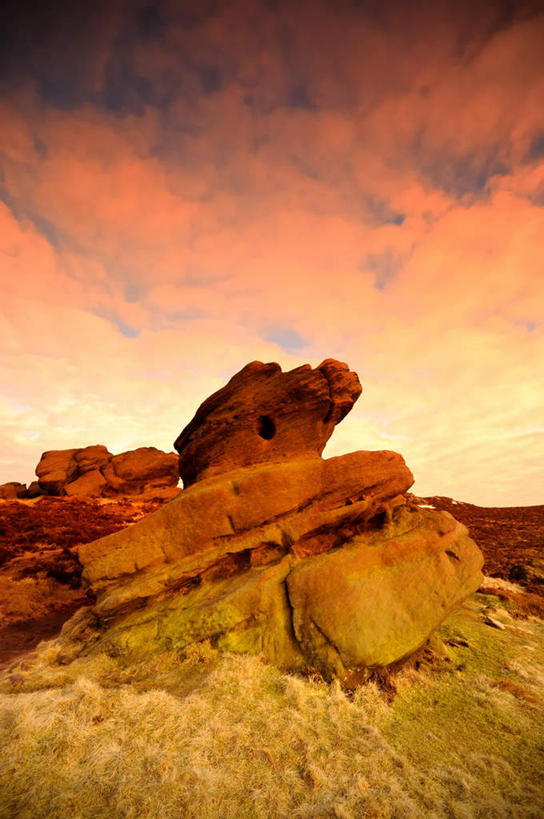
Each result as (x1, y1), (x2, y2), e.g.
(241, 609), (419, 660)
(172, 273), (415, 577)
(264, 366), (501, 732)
(34, 446), (180, 500)
(0, 482), (27, 500)
(59, 359), (483, 681)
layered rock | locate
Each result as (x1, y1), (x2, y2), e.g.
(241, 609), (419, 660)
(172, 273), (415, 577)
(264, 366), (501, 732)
(61, 359), (483, 680)
(35, 446), (180, 500)
(36, 449), (81, 495)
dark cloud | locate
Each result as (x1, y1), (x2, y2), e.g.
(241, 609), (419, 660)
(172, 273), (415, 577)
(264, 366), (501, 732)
(364, 197), (406, 227)
(286, 85), (316, 110)
(4, 0), (541, 116)
(136, 3), (166, 40)
(417, 149), (511, 199)
(92, 305), (139, 338)
(199, 66), (223, 95)
(525, 132), (544, 163)
(0, 174), (59, 246)
(265, 327), (307, 353)
(0, 0), (116, 105)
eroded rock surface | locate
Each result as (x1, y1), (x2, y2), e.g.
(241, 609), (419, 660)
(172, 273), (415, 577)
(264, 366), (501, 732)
(57, 359), (483, 680)
(174, 358), (362, 486)
(35, 446), (180, 500)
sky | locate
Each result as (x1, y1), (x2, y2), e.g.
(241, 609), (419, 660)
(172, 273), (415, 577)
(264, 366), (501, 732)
(1, 0), (543, 506)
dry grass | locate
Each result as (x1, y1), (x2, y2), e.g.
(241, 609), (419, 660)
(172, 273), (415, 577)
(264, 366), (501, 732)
(0, 595), (543, 819)
(0, 572), (80, 624)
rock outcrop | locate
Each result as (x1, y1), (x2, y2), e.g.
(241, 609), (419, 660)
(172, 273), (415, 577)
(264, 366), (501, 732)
(35, 446), (180, 500)
(0, 482), (27, 500)
(59, 359), (483, 681)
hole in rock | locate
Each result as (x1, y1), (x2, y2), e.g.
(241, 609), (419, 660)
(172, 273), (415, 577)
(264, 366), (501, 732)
(257, 415), (276, 440)
(445, 549), (460, 562)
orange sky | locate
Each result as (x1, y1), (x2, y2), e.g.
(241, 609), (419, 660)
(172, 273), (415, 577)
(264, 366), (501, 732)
(1, 0), (543, 505)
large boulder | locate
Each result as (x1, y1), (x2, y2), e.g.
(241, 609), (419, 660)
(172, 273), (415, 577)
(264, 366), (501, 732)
(74, 445), (111, 474)
(35, 445), (180, 499)
(287, 507), (483, 676)
(174, 359), (362, 486)
(36, 449), (81, 495)
(101, 448), (179, 500)
(58, 359), (483, 680)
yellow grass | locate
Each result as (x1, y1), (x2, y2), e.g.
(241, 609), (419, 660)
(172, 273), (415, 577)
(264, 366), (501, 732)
(0, 571), (79, 623)
(0, 594), (543, 818)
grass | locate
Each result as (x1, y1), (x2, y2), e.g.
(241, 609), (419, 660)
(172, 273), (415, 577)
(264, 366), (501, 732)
(0, 590), (543, 818)
(0, 571), (81, 624)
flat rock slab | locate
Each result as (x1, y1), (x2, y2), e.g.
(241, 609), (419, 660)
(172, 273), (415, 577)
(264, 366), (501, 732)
(78, 451), (414, 612)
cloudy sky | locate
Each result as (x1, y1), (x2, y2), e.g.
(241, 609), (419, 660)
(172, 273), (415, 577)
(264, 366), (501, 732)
(1, 0), (543, 505)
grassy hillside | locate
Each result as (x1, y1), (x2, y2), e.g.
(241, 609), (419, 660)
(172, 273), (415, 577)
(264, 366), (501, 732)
(1, 584), (543, 818)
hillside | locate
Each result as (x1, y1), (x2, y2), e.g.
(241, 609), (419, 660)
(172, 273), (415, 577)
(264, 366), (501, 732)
(0, 496), (165, 667)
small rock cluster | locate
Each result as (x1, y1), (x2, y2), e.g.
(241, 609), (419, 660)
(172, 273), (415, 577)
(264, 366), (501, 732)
(59, 359), (483, 681)
(0, 446), (180, 501)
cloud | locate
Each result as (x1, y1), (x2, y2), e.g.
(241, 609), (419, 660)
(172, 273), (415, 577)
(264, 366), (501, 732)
(0, 0), (543, 505)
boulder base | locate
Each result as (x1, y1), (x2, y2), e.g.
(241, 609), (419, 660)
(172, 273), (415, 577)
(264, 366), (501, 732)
(287, 507), (483, 675)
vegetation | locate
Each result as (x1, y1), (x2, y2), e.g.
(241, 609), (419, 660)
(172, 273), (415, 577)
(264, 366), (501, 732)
(0, 587), (542, 818)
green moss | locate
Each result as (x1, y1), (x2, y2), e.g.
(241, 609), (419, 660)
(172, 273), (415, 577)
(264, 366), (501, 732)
(93, 558), (304, 669)
(377, 595), (544, 812)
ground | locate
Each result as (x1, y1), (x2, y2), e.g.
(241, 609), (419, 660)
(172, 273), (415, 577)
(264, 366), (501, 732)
(0, 494), (542, 817)
(0, 496), (164, 668)
(420, 495), (544, 597)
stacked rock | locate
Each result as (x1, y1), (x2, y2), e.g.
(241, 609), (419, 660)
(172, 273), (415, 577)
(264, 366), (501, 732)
(67, 359), (483, 680)
(35, 446), (179, 500)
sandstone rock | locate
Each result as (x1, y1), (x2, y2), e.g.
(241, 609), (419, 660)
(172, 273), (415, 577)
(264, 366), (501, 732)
(102, 447), (179, 499)
(65, 470), (107, 497)
(81, 506), (482, 678)
(36, 449), (81, 495)
(286, 507), (483, 674)
(174, 359), (362, 486)
(0, 482), (27, 500)
(35, 445), (179, 499)
(26, 481), (45, 498)
(74, 445), (112, 474)
(79, 451), (414, 609)
(55, 359), (484, 680)
(484, 615), (505, 630)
